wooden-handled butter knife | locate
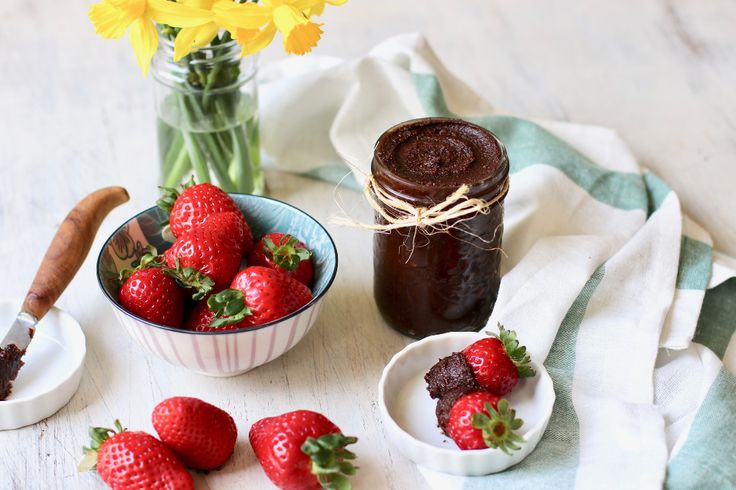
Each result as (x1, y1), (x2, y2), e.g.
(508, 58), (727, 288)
(0, 187), (129, 401)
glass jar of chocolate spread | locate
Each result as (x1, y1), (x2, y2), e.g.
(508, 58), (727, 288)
(372, 117), (509, 338)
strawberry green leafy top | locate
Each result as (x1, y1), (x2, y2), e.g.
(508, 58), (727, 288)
(490, 323), (536, 379)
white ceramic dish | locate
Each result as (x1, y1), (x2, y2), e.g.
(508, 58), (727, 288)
(0, 299), (86, 430)
(378, 331), (555, 476)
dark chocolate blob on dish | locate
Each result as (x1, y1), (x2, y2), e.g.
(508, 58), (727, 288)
(0, 344), (26, 401)
(374, 119), (503, 187)
(424, 352), (480, 399)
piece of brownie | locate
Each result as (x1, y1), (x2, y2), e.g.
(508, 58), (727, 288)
(424, 352), (480, 399)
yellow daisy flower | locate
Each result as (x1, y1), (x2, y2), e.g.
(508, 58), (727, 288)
(89, 0), (212, 75)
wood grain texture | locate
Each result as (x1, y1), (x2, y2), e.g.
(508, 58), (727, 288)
(21, 187), (129, 321)
(1, 1), (735, 489)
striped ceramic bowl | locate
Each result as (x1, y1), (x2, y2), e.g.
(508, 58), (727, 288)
(96, 194), (338, 377)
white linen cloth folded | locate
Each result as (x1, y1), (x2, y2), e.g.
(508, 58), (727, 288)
(259, 33), (736, 489)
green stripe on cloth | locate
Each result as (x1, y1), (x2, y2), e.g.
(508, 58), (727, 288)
(666, 367), (736, 489)
(299, 165), (361, 191)
(643, 170), (672, 215)
(412, 74), (648, 212)
(414, 72), (453, 117)
(693, 278), (736, 359)
(462, 266), (606, 488)
(676, 236), (712, 290)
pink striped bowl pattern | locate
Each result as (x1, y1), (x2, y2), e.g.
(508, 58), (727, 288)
(97, 194), (337, 377)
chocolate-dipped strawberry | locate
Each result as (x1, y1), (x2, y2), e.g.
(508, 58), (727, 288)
(425, 324), (535, 400)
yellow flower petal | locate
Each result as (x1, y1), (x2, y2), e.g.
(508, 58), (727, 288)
(191, 22), (220, 49)
(112, 0), (146, 17)
(129, 14), (159, 76)
(272, 5), (322, 55)
(294, 0), (347, 17)
(173, 23), (219, 61)
(220, 23), (260, 46)
(239, 23), (277, 57)
(179, 0), (215, 8)
(283, 22), (322, 55)
(88, 0), (142, 39)
(213, 1), (272, 30)
(147, 0), (214, 28)
(272, 5), (307, 34)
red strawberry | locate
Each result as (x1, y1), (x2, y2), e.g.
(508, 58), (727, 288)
(184, 301), (252, 332)
(249, 410), (358, 490)
(158, 179), (253, 254)
(249, 233), (314, 286)
(462, 324), (536, 395)
(78, 420), (193, 490)
(207, 266), (312, 328)
(165, 212), (244, 292)
(117, 250), (215, 328)
(152, 397), (238, 471)
(118, 267), (185, 328)
(445, 392), (524, 452)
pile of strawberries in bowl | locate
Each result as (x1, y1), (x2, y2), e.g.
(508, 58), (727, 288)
(97, 180), (337, 376)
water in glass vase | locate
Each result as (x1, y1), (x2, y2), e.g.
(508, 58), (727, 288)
(152, 35), (264, 194)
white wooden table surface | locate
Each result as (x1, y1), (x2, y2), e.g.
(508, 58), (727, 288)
(1, 1), (735, 489)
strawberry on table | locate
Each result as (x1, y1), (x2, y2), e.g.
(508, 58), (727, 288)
(78, 420), (193, 490)
(443, 391), (524, 452)
(165, 212), (244, 292)
(207, 266), (313, 328)
(249, 232), (314, 286)
(462, 324), (536, 396)
(117, 251), (214, 328)
(157, 178), (253, 254)
(249, 410), (358, 490)
(152, 397), (238, 471)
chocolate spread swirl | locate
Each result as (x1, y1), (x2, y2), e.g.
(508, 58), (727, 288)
(374, 118), (503, 187)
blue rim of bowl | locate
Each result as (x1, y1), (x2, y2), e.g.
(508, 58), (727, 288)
(96, 192), (339, 335)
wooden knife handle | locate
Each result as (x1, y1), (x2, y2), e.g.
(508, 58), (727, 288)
(20, 187), (130, 321)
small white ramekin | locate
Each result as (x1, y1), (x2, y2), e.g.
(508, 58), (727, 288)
(0, 300), (86, 430)
(378, 331), (555, 476)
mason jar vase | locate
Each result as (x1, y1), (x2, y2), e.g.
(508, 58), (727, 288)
(151, 36), (264, 194)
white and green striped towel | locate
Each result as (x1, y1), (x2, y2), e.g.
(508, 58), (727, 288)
(259, 33), (736, 489)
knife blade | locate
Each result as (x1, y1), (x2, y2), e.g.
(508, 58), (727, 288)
(0, 313), (37, 400)
(0, 187), (129, 401)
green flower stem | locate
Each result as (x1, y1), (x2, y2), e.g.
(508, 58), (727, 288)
(181, 92), (237, 191)
(182, 130), (210, 183)
(229, 125), (254, 192)
(215, 130), (234, 161)
(163, 140), (192, 188)
(214, 97), (254, 192)
(202, 62), (223, 110)
(174, 92), (238, 190)
(161, 130), (184, 178)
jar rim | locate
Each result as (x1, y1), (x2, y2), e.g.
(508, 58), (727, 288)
(151, 36), (258, 94)
(372, 117), (510, 201)
(157, 34), (241, 52)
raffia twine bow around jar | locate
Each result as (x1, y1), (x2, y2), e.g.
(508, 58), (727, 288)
(330, 172), (510, 248)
